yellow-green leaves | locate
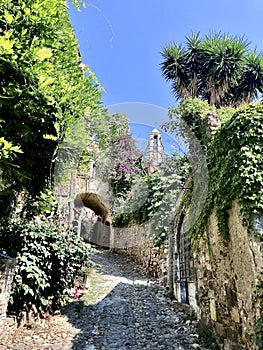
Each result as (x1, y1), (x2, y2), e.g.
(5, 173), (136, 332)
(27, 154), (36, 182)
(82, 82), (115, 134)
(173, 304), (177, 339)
(34, 47), (53, 62)
(24, 8), (31, 16)
(0, 31), (15, 54)
(43, 134), (58, 141)
(4, 10), (13, 24)
(0, 0), (103, 222)
(0, 137), (23, 160)
(38, 75), (55, 89)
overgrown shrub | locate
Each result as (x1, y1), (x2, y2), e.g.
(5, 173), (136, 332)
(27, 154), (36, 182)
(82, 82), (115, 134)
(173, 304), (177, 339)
(0, 217), (95, 316)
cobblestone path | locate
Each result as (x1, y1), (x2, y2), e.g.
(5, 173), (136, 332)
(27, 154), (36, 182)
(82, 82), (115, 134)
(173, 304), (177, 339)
(0, 249), (209, 350)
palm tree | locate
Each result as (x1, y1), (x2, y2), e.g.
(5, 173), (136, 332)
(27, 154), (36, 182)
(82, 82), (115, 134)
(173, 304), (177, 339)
(160, 32), (202, 100)
(160, 32), (263, 107)
(231, 51), (263, 106)
(199, 33), (248, 107)
(184, 32), (202, 98)
(160, 43), (190, 99)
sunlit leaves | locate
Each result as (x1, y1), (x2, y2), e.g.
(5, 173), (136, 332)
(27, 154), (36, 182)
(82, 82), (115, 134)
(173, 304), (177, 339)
(0, 137), (22, 159)
(0, 0), (102, 219)
(33, 47), (52, 61)
(0, 31), (15, 54)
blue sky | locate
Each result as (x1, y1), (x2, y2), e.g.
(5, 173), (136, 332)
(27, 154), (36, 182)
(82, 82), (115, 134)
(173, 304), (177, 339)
(68, 0), (263, 151)
(69, 0), (263, 108)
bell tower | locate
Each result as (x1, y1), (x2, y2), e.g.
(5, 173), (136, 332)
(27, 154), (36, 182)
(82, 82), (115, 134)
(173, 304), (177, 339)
(149, 128), (164, 173)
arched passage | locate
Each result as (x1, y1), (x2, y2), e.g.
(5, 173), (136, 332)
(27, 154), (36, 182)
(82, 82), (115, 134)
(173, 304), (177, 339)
(75, 192), (111, 224)
(74, 192), (111, 248)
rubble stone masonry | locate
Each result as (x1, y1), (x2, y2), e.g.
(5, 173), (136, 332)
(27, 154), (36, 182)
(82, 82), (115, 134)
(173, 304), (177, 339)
(194, 201), (262, 349)
(0, 257), (16, 325)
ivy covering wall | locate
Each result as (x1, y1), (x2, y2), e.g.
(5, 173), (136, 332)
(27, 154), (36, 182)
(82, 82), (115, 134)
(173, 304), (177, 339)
(167, 99), (263, 346)
(165, 99), (263, 242)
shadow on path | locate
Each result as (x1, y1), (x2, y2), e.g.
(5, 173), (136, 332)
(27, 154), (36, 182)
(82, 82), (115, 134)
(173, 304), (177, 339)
(61, 249), (207, 350)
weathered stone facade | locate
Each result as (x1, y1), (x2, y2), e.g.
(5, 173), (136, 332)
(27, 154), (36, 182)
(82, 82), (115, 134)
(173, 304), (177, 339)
(177, 201), (262, 349)
(115, 202), (263, 349)
(0, 257), (16, 325)
(111, 224), (168, 278)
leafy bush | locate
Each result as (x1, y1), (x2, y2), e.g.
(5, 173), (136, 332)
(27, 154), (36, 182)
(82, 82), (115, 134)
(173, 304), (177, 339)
(0, 217), (95, 315)
(0, 0), (102, 221)
(112, 171), (184, 246)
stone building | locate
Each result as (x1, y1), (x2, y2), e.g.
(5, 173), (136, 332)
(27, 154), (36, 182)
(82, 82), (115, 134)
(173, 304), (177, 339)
(171, 200), (262, 350)
(148, 128), (164, 173)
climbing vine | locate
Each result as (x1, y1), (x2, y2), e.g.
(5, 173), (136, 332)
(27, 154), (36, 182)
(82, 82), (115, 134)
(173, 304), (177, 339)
(192, 103), (263, 242)
(166, 100), (263, 243)
(112, 154), (190, 246)
(163, 98), (236, 148)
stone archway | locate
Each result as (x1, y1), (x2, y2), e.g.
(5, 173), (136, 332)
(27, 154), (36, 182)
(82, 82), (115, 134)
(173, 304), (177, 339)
(75, 192), (111, 224)
(74, 192), (112, 248)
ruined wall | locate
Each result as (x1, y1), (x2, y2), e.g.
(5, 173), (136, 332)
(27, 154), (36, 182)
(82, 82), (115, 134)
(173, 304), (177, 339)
(194, 201), (262, 350)
(111, 224), (168, 279)
(0, 257), (16, 325)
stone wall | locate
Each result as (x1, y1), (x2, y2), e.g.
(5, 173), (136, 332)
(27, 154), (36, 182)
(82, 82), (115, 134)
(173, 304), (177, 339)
(111, 224), (168, 279)
(0, 257), (16, 325)
(111, 201), (262, 349)
(193, 201), (262, 350)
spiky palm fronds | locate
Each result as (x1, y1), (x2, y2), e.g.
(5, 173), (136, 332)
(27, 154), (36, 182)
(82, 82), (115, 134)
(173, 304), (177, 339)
(200, 33), (248, 106)
(161, 44), (191, 100)
(160, 32), (263, 107)
(233, 51), (263, 105)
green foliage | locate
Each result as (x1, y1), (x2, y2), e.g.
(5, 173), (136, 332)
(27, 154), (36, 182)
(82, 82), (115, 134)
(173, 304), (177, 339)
(147, 173), (182, 246)
(165, 99), (211, 146)
(216, 106), (237, 122)
(0, 137), (23, 218)
(163, 99), (236, 147)
(183, 103), (263, 243)
(164, 99), (262, 242)
(0, 0), (102, 220)
(0, 217), (95, 315)
(0, 137), (22, 189)
(21, 189), (59, 219)
(0, 137), (22, 161)
(112, 160), (188, 246)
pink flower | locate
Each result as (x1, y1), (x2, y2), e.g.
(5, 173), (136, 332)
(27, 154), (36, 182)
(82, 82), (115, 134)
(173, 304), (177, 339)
(74, 287), (79, 299)
(67, 241), (73, 246)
